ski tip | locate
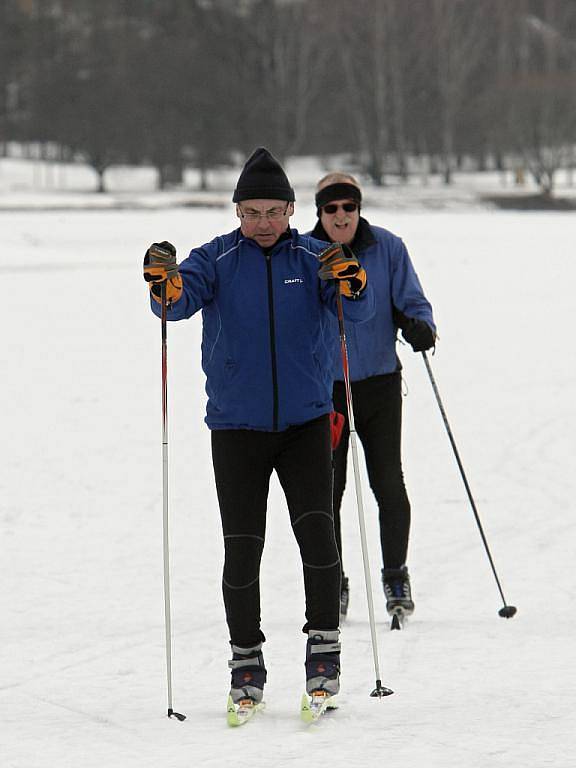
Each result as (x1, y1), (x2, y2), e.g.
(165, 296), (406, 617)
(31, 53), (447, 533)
(300, 693), (313, 724)
(226, 696), (238, 727)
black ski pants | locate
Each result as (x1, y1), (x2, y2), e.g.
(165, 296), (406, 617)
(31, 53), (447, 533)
(211, 414), (340, 648)
(332, 372), (411, 573)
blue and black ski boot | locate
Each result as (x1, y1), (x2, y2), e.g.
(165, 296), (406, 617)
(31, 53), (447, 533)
(228, 642), (267, 704)
(305, 629), (341, 696)
(382, 565), (415, 617)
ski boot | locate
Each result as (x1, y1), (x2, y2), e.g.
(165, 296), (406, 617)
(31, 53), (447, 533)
(305, 629), (341, 696)
(227, 642), (267, 725)
(301, 629), (340, 720)
(382, 566), (414, 629)
(300, 629), (340, 723)
(228, 642), (266, 704)
(340, 575), (350, 620)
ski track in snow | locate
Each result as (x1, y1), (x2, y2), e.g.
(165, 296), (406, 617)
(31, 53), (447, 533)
(1, 207), (574, 768)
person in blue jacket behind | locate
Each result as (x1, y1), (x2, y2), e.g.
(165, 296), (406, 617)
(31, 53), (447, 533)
(309, 172), (436, 623)
(143, 149), (373, 713)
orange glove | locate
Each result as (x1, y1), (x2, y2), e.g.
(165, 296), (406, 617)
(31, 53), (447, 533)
(143, 241), (182, 304)
(317, 243), (367, 299)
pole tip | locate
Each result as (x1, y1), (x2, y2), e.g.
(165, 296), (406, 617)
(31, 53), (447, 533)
(168, 708), (187, 721)
(498, 605), (517, 619)
(370, 680), (394, 698)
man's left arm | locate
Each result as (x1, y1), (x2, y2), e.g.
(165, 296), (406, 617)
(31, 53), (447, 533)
(391, 239), (436, 352)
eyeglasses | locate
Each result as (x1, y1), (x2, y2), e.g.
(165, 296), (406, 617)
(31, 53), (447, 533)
(238, 204), (289, 221)
(322, 202), (358, 214)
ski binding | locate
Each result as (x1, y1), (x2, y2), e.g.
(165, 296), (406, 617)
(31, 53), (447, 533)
(300, 690), (337, 723)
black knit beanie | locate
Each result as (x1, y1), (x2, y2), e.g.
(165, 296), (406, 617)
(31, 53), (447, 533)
(232, 147), (295, 203)
(315, 182), (362, 211)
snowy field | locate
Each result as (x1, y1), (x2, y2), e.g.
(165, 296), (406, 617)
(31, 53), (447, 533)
(1, 202), (575, 767)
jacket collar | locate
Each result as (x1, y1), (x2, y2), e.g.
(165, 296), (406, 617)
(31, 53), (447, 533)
(241, 228), (292, 255)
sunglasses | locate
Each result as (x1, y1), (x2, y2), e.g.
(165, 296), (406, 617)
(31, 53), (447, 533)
(322, 202), (358, 214)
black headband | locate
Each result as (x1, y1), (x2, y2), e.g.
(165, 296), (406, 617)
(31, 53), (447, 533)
(315, 182), (362, 210)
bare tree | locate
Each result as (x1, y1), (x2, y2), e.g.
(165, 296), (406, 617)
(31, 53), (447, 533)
(512, 1), (576, 195)
(5, 0), (576, 199)
(209, 0), (331, 161)
(427, 0), (489, 184)
(334, 0), (391, 185)
(385, 1), (409, 180)
(0, 1), (27, 151)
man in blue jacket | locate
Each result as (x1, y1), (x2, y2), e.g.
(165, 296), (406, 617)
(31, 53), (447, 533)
(310, 172), (436, 623)
(143, 149), (373, 715)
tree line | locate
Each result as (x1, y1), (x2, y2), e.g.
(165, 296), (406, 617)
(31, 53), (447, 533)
(1, 0), (575, 195)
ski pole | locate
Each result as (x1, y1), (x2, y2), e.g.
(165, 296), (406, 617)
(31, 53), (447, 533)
(336, 293), (393, 698)
(421, 351), (517, 619)
(160, 282), (186, 720)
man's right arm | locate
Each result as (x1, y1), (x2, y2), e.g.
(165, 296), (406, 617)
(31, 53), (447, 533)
(144, 240), (217, 321)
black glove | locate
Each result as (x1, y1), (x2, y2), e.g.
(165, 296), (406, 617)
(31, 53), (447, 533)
(393, 308), (435, 352)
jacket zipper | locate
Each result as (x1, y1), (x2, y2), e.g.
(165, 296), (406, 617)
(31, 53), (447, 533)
(265, 252), (279, 431)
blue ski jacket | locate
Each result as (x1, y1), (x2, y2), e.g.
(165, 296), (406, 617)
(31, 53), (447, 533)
(309, 218), (435, 381)
(149, 228), (374, 431)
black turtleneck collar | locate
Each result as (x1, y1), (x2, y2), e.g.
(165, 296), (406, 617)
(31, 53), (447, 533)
(310, 216), (376, 253)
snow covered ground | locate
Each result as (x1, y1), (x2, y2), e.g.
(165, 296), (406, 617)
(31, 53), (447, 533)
(1, 201), (575, 767)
